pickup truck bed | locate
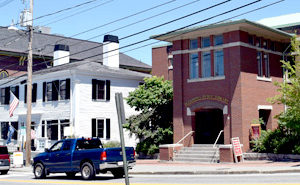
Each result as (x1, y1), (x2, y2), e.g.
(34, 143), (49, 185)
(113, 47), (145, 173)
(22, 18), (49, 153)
(33, 138), (135, 180)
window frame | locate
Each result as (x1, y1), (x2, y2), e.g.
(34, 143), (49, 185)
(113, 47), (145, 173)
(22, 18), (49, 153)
(202, 51), (211, 78)
(214, 50), (224, 77)
(214, 35), (223, 46)
(189, 39), (198, 49)
(0, 88), (5, 105)
(201, 37), (210, 48)
(189, 53), (199, 79)
(257, 51), (263, 77)
(264, 54), (270, 78)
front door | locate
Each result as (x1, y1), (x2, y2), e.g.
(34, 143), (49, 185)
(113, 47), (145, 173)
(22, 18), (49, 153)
(195, 109), (224, 144)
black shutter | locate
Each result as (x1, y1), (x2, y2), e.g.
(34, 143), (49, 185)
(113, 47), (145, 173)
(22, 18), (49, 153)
(52, 80), (59, 101)
(92, 79), (97, 100)
(92, 119), (96, 137)
(32, 83), (37, 103)
(43, 82), (46, 102)
(106, 80), (110, 101)
(106, 119), (110, 139)
(15, 86), (19, 99)
(66, 78), (70, 100)
(4, 87), (10, 105)
(24, 85), (27, 103)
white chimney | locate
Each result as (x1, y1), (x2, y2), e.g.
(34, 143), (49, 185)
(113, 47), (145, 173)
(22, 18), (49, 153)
(53, 44), (70, 66)
(103, 35), (119, 68)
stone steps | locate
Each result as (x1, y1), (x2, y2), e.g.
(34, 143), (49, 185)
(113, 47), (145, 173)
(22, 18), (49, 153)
(173, 144), (219, 163)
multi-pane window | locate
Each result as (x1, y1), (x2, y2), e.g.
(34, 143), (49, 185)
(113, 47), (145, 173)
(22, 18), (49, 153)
(257, 52), (263, 77)
(263, 41), (268, 49)
(248, 35), (254, 45)
(43, 79), (70, 102)
(0, 122), (8, 139)
(11, 122), (18, 140)
(214, 50), (224, 76)
(92, 118), (110, 139)
(256, 37), (261, 47)
(189, 53), (199, 79)
(201, 37), (210, 48)
(202, 52), (211, 78)
(10, 86), (19, 99)
(190, 39), (198, 49)
(46, 82), (52, 101)
(47, 120), (58, 140)
(60, 120), (70, 139)
(214, 35), (223, 46)
(92, 79), (110, 101)
(59, 80), (67, 100)
(0, 88), (5, 105)
(264, 54), (270, 78)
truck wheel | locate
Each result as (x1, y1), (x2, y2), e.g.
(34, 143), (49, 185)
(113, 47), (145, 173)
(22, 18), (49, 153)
(34, 163), (46, 179)
(1, 170), (8, 175)
(81, 162), (95, 180)
(111, 168), (125, 178)
(66, 172), (76, 178)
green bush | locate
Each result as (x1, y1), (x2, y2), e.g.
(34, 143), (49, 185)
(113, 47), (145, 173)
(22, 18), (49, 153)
(251, 124), (300, 154)
(103, 141), (121, 148)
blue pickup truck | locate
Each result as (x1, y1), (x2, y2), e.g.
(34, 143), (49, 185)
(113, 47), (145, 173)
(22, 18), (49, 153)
(32, 138), (135, 180)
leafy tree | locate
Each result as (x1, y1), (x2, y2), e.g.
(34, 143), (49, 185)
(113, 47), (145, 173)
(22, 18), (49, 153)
(269, 36), (300, 134)
(124, 76), (173, 155)
(252, 36), (300, 154)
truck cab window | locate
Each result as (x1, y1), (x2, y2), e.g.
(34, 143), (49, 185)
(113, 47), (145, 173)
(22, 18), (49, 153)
(50, 141), (63, 152)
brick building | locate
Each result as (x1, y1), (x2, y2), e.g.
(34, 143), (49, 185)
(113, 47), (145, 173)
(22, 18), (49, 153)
(152, 19), (291, 151)
(152, 43), (173, 81)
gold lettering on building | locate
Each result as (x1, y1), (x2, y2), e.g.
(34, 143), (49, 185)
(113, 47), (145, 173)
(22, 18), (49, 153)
(185, 95), (229, 107)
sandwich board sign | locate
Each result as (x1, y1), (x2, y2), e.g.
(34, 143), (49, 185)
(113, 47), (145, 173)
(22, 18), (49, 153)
(231, 137), (244, 163)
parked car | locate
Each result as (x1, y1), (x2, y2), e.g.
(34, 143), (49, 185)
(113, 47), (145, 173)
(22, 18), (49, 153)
(0, 146), (10, 175)
(32, 138), (135, 180)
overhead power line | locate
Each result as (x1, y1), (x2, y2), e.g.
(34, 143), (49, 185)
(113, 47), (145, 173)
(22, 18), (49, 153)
(10, 0), (103, 27)
(0, 0), (284, 86)
(0, 0), (15, 8)
(72, 0), (203, 45)
(35, 0), (262, 66)
(41, 0), (114, 26)
(0, 0), (179, 71)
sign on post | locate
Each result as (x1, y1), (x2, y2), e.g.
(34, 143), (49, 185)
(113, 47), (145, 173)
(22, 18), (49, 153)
(231, 137), (244, 163)
(250, 124), (261, 140)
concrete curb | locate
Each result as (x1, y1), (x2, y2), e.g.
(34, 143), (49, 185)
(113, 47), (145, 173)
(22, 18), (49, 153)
(129, 169), (300, 175)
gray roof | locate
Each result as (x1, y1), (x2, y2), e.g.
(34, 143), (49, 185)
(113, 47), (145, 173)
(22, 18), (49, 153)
(34, 60), (151, 79)
(0, 60), (150, 87)
(0, 27), (151, 71)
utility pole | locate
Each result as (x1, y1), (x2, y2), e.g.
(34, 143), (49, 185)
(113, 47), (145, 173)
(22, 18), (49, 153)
(25, 0), (33, 167)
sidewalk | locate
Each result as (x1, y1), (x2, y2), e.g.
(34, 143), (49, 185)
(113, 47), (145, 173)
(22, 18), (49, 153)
(10, 160), (300, 175)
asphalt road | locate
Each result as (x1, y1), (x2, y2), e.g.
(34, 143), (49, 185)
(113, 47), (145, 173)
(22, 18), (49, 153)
(1, 171), (300, 185)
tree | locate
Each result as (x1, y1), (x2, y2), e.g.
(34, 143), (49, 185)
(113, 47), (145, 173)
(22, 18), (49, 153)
(124, 76), (173, 155)
(270, 36), (300, 134)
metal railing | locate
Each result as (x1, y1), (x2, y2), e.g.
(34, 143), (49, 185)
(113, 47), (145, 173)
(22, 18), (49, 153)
(213, 130), (223, 148)
(176, 131), (194, 144)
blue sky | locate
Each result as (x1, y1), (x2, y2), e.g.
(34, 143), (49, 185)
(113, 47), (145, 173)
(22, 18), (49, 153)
(0, 0), (299, 66)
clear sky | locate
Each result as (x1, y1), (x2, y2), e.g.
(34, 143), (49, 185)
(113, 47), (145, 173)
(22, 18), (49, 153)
(0, 0), (299, 66)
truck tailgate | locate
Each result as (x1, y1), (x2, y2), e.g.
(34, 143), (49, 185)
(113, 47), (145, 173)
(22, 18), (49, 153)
(104, 147), (134, 162)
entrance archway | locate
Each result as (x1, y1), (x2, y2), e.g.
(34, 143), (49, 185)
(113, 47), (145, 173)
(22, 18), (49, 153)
(194, 109), (224, 144)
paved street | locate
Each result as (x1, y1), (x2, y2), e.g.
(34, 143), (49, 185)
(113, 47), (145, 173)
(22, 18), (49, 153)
(1, 160), (300, 184)
(1, 171), (300, 185)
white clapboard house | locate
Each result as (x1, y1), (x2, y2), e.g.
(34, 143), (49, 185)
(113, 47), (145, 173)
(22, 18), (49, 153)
(0, 35), (150, 151)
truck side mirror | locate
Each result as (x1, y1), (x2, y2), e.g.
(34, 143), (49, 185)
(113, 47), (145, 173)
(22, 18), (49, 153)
(45, 148), (50, 153)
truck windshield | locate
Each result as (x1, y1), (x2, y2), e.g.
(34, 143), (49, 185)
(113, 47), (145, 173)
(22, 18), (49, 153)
(76, 139), (103, 150)
(0, 147), (8, 154)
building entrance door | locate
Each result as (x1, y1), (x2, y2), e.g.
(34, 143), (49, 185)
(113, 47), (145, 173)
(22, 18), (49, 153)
(195, 109), (224, 144)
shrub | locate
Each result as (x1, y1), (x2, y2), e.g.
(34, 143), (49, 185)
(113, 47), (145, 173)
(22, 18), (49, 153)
(103, 141), (121, 148)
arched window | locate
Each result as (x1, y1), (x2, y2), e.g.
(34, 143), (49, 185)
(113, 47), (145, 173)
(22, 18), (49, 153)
(0, 70), (9, 80)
